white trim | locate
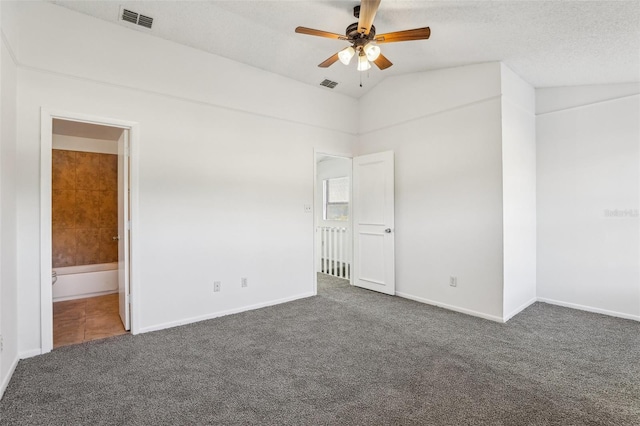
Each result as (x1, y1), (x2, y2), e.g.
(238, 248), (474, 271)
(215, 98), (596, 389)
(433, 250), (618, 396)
(535, 93), (640, 116)
(19, 349), (43, 359)
(138, 292), (315, 334)
(358, 95), (502, 136)
(503, 297), (537, 322)
(20, 64), (356, 137)
(313, 150), (318, 296)
(0, 30), (17, 65)
(396, 291), (505, 323)
(537, 297), (640, 322)
(40, 109), (141, 354)
(0, 356), (19, 400)
(128, 122), (141, 335)
(40, 112), (53, 353)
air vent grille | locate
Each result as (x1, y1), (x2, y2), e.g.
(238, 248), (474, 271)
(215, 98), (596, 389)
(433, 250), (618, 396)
(121, 9), (138, 24)
(320, 79), (339, 89)
(120, 7), (153, 29)
(138, 14), (154, 29)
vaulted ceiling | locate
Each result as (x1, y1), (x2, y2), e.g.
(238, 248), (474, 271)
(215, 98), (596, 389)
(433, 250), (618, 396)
(51, 1), (640, 99)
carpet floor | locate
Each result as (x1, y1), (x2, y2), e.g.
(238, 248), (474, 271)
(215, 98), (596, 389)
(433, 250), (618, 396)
(1, 274), (638, 425)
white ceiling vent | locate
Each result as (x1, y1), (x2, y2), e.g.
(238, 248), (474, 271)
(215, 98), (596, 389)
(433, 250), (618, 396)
(320, 79), (339, 89)
(120, 7), (153, 29)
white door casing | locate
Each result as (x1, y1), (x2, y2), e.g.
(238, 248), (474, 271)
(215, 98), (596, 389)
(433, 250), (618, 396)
(353, 151), (395, 295)
(40, 109), (139, 354)
(118, 130), (130, 330)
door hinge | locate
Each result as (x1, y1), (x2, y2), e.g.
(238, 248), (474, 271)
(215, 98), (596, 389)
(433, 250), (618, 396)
(126, 220), (131, 230)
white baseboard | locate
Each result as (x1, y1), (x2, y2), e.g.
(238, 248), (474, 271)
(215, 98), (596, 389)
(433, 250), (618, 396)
(0, 355), (19, 400)
(395, 292), (504, 323)
(394, 292), (639, 323)
(139, 292), (315, 334)
(19, 349), (43, 359)
(503, 297), (538, 322)
(537, 297), (640, 322)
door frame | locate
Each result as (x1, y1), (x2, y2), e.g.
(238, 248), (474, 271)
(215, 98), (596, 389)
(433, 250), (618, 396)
(313, 149), (353, 295)
(40, 109), (140, 354)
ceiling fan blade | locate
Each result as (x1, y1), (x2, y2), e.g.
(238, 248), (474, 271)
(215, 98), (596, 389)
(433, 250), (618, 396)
(318, 52), (341, 68)
(375, 27), (431, 44)
(373, 53), (393, 70)
(358, 0), (381, 35)
(295, 26), (347, 40)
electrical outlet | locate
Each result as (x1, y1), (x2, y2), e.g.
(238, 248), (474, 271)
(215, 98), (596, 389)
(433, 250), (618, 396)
(449, 276), (457, 287)
(214, 281), (221, 292)
(304, 204), (312, 213)
(241, 277), (248, 288)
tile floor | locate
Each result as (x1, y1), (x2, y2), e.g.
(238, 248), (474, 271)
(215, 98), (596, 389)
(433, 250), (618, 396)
(53, 293), (127, 348)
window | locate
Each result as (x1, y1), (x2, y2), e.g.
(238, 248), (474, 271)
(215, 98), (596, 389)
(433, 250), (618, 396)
(323, 176), (349, 221)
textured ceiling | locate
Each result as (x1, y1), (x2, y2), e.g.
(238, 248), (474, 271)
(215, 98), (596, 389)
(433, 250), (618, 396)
(51, 0), (640, 99)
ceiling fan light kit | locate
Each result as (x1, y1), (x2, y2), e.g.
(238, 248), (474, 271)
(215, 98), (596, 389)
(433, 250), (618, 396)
(357, 53), (372, 71)
(295, 0), (431, 75)
(338, 46), (356, 65)
(363, 43), (381, 61)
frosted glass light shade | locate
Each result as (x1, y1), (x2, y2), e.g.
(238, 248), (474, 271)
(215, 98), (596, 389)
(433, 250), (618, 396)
(357, 54), (371, 71)
(338, 46), (355, 65)
(364, 43), (381, 61)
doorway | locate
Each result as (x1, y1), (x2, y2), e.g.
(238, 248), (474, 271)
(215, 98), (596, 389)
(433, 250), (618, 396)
(40, 110), (139, 353)
(50, 119), (128, 347)
(314, 150), (396, 297)
(315, 153), (353, 293)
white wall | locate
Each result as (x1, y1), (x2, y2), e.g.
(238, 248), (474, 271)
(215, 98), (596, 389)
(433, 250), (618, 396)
(0, 0), (20, 398)
(12, 2), (357, 355)
(14, 2), (357, 135)
(500, 64), (537, 320)
(537, 84), (640, 320)
(356, 63), (506, 321)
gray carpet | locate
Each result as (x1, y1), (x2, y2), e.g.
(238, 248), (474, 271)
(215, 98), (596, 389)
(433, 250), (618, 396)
(1, 274), (639, 425)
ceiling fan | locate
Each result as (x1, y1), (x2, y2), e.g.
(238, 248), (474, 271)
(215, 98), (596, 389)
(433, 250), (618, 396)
(295, 0), (430, 71)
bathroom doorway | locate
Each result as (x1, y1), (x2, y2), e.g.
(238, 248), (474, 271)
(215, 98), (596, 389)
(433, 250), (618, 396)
(40, 111), (139, 353)
(50, 119), (129, 348)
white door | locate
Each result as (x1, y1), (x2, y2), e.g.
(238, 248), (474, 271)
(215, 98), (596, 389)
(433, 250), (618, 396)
(117, 130), (130, 330)
(353, 151), (395, 295)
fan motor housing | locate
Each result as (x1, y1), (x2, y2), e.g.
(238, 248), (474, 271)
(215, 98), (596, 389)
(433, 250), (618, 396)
(346, 22), (376, 40)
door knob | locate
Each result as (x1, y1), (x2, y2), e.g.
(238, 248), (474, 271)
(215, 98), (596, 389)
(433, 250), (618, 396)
(113, 236), (120, 241)
(385, 228), (392, 233)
